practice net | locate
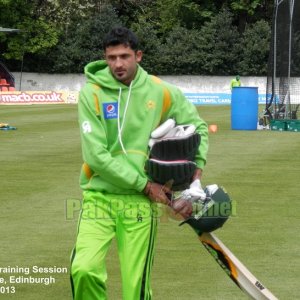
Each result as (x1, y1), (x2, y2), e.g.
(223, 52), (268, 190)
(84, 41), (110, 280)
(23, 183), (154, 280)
(266, 0), (300, 120)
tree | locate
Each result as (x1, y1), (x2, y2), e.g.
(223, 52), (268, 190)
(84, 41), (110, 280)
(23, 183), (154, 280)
(154, 26), (204, 74)
(39, 4), (121, 73)
(131, 20), (162, 74)
(238, 20), (271, 75)
(1, 0), (275, 74)
(229, 0), (265, 32)
(154, 0), (218, 33)
(197, 9), (240, 75)
(0, 0), (59, 60)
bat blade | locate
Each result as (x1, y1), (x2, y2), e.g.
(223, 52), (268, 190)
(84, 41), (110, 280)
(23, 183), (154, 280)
(199, 232), (278, 300)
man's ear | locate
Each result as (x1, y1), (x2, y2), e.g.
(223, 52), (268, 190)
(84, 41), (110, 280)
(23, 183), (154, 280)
(136, 50), (143, 63)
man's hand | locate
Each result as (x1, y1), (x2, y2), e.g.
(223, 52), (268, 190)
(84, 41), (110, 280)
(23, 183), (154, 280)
(143, 181), (171, 205)
(171, 168), (205, 220)
(171, 199), (193, 219)
(193, 168), (203, 180)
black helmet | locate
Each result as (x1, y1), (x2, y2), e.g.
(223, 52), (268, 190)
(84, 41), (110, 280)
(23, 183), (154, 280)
(180, 185), (232, 235)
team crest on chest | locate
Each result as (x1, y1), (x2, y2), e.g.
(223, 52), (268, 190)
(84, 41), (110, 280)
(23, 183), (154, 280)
(146, 100), (156, 110)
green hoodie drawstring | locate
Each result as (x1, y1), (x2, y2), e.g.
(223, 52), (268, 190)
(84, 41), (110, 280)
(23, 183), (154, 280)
(117, 81), (133, 155)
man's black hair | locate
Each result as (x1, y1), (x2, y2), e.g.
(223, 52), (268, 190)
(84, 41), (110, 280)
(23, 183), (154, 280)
(103, 27), (139, 51)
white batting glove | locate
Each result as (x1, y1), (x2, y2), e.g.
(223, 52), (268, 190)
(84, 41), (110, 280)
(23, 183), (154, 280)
(150, 119), (176, 139)
(176, 179), (207, 202)
(149, 119), (196, 148)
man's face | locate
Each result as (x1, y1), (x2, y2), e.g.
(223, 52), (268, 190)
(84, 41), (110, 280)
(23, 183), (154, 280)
(105, 44), (142, 86)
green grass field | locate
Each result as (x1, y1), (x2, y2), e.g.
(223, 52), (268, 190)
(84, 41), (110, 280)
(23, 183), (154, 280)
(0, 104), (299, 299)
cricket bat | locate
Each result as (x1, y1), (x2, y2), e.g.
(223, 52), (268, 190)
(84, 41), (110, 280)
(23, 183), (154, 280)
(199, 232), (278, 300)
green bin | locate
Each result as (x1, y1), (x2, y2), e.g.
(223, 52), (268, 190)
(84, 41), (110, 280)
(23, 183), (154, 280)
(270, 120), (287, 131)
(286, 120), (300, 132)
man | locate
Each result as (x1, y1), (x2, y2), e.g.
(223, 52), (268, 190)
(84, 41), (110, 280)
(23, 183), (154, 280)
(230, 75), (241, 90)
(70, 26), (208, 300)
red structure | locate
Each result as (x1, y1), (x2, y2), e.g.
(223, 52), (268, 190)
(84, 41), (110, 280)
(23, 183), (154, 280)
(0, 27), (20, 92)
(0, 62), (16, 91)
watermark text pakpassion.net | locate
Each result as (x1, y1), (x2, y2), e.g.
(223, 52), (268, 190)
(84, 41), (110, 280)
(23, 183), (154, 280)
(65, 198), (237, 222)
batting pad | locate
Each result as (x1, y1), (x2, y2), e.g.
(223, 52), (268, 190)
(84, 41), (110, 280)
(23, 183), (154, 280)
(150, 132), (201, 161)
(146, 159), (196, 191)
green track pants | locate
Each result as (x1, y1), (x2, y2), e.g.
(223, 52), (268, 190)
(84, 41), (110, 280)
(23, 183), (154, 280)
(70, 191), (158, 300)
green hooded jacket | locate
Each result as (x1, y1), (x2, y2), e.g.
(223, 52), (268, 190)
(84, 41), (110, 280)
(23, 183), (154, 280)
(78, 60), (208, 194)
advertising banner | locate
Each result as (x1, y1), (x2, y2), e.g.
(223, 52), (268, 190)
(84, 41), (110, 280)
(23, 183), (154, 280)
(184, 93), (266, 105)
(0, 91), (78, 105)
(0, 91), (266, 105)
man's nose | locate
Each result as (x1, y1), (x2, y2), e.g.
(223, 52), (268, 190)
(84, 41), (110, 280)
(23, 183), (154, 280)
(115, 57), (123, 67)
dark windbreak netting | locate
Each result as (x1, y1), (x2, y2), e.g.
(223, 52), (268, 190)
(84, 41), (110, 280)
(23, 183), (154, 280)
(266, 0), (300, 120)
